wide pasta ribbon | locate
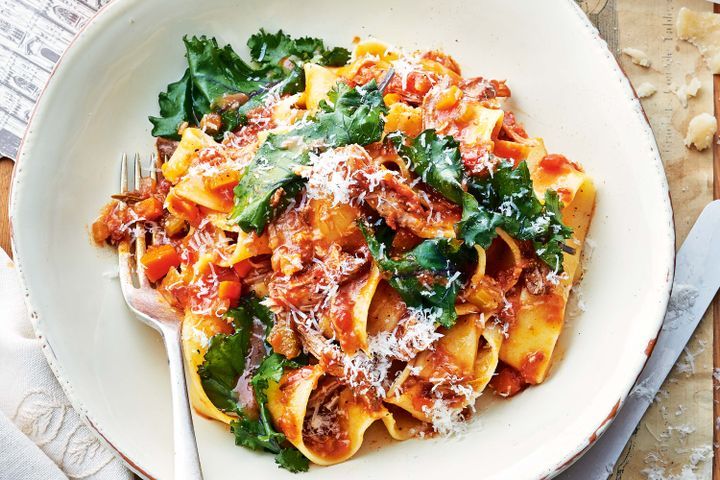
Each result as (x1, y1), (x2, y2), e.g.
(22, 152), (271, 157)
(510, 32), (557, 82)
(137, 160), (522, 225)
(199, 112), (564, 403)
(385, 313), (503, 426)
(266, 365), (387, 465)
(499, 140), (596, 384)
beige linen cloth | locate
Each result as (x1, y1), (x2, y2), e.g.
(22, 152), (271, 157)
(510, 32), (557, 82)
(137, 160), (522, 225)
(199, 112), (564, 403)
(0, 247), (132, 480)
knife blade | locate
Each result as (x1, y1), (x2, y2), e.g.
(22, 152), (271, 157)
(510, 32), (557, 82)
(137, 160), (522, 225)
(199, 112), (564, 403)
(556, 199), (720, 480)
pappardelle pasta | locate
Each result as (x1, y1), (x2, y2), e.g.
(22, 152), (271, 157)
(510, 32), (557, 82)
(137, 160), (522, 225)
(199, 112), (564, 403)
(92, 30), (595, 472)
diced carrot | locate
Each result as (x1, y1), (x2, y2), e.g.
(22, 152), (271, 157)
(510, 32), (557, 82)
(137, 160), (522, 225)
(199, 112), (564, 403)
(493, 140), (530, 163)
(232, 259), (253, 278)
(383, 93), (402, 106)
(203, 171), (240, 191)
(91, 219), (110, 244)
(166, 191), (201, 226)
(539, 153), (572, 173)
(218, 280), (242, 302)
(435, 85), (463, 110)
(132, 197), (164, 221)
(141, 244), (182, 282)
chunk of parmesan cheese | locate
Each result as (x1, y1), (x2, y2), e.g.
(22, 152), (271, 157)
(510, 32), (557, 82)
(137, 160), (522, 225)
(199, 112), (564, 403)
(636, 82), (657, 99)
(622, 47), (651, 67)
(673, 77), (701, 107)
(684, 113), (717, 151)
(677, 7), (720, 74)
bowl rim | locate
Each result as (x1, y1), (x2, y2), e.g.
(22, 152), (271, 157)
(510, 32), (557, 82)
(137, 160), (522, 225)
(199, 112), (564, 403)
(7, 1), (676, 478)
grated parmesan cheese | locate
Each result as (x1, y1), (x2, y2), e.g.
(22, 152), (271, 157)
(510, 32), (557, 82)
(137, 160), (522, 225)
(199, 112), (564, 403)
(637, 82), (657, 99)
(663, 284), (699, 331)
(421, 399), (468, 437)
(299, 146), (368, 207)
(684, 112), (717, 151)
(642, 445), (712, 480)
(677, 7), (720, 74)
(390, 50), (424, 91)
(622, 47), (652, 67)
(673, 77), (701, 108)
(631, 375), (659, 403)
(667, 424), (695, 441)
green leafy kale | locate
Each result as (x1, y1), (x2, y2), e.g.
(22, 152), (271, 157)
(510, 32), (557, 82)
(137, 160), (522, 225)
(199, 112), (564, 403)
(457, 193), (503, 249)
(389, 130), (465, 204)
(149, 69), (196, 140)
(197, 294), (273, 412)
(150, 36), (271, 139)
(459, 161), (573, 272)
(228, 134), (310, 233)
(197, 322), (251, 412)
(231, 353), (309, 473)
(248, 29), (350, 80)
(533, 190), (573, 272)
(387, 129), (574, 272)
(149, 31), (349, 140)
(359, 221), (469, 328)
(230, 80), (388, 233)
(217, 67), (306, 135)
(308, 81), (388, 147)
(185, 35), (268, 111)
(198, 294), (309, 472)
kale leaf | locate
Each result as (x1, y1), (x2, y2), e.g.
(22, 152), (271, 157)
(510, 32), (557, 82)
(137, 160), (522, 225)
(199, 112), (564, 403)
(197, 324), (251, 412)
(386, 128), (573, 272)
(148, 32), (349, 140)
(198, 293), (309, 472)
(360, 221), (469, 328)
(248, 29), (350, 80)
(148, 36), (269, 139)
(389, 130), (465, 204)
(231, 353), (309, 473)
(230, 80), (388, 233)
(184, 35), (268, 111)
(457, 193), (503, 249)
(148, 69), (196, 140)
(309, 81), (388, 147)
(274, 449), (311, 473)
(197, 294), (273, 412)
(533, 190), (573, 272)
(460, 161), (573, 272)
(228, 134), (310, 232)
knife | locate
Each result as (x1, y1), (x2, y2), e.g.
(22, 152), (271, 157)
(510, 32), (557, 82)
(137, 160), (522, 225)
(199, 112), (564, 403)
(556, 199), (720, 480)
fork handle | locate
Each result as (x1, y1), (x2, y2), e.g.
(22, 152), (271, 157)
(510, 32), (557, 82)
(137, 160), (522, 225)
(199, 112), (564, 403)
(161, 325), (204, 480)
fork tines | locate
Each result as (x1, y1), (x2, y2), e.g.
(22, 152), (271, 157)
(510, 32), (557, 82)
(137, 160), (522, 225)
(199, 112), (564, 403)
(120, 153), (160, 287)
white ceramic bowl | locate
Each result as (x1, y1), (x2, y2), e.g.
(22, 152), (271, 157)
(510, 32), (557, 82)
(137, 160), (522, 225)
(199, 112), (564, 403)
(10, 0), (674, 478)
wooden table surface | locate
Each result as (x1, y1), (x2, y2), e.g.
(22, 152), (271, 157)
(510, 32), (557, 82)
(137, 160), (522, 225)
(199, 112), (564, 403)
(0, 159), (11, 255)
(0, 1), (718, 479)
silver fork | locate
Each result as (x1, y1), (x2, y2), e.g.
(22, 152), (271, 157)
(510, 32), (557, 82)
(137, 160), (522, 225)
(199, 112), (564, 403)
(117, 153), (204, 480)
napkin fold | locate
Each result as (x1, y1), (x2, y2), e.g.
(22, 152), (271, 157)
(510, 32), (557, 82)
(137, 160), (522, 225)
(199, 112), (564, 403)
(0, 247), (133, 480)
